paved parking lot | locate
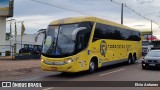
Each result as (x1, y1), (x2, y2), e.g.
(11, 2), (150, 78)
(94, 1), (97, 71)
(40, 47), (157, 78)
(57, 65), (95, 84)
(0, 59), (42, 81)
(0, 59), (40, 71)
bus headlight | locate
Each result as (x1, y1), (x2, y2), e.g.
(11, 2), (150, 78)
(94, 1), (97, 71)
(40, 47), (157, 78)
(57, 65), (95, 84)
(65, 57), (79, 64)
(41, 58), (44, 62)
(65, 59), (75, 64)
(66, 59), (73, 63)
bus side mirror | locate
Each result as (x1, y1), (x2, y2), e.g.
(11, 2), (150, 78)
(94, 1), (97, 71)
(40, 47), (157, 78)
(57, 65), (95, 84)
(35, 29), (46, 42)
(71, 27), (87, 40)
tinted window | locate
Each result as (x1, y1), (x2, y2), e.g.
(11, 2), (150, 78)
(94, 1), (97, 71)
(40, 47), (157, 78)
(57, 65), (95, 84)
(93, 23), (141, 41)
(75, 22), (94, 53)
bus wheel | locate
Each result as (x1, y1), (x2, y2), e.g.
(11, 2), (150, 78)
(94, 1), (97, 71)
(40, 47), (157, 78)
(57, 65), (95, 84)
(127, 55), (132, 64)
(89, 60), (96, 73)
(131, 54), (136, 64)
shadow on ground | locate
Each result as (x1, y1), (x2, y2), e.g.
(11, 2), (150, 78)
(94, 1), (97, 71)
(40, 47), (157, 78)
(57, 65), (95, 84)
(45, 62), (137, 79)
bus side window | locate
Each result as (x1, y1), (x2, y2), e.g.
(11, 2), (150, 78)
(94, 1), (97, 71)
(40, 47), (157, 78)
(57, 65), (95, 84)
(92, 23), (103, 42)
(92, 23), (141, 42)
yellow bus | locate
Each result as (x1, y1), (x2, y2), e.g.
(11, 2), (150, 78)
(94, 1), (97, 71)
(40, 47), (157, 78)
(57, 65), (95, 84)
(40, 17), (142, 73)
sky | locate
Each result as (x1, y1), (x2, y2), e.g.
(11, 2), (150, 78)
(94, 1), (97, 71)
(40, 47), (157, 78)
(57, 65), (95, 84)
(6, 0), (160, 39)
(0, 0), (9, 7)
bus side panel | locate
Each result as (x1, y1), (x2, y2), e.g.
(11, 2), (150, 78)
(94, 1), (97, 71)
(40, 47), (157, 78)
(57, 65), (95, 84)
(88, 39), (142, 68)
(75, 50), (90, 72)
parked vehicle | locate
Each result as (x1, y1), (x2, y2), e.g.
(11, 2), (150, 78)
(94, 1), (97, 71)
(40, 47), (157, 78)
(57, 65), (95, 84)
(142, 41), (153, 56)
(19, 47), (39, 55)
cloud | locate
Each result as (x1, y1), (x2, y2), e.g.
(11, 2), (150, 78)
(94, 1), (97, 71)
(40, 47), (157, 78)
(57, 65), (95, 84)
(7, 0), (160, 39)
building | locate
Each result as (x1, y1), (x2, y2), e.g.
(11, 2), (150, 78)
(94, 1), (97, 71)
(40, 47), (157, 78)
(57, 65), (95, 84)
(5, 34), (44, 53)
(0, 0), (14, 55)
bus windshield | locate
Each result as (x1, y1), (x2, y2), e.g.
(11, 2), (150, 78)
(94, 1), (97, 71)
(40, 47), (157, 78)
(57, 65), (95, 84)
(42, 22), (93, 58)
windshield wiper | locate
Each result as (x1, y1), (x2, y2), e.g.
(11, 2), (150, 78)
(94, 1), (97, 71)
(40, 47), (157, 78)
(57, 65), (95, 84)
(50, 30), (66, 55)
(46, 40), (55, 55)
(45, 37), (63, 55)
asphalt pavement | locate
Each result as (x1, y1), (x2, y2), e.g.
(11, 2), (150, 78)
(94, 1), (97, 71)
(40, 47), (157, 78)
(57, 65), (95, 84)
(1, 59), (160, 90)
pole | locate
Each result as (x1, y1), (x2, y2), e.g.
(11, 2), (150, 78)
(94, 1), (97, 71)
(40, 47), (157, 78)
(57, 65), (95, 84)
(12, 45), (13, 60)
(10, 38), (12, 56)
(15, 21), (17, 54)
(121, 3), (123, 25)
(10, 20), (12, 53)
(21, 32), (22, 55)
(10, 39), (13, 60)
(21, 21), (23, 55)
(10, 39), (11, 55)
(151, 20), (153, 42)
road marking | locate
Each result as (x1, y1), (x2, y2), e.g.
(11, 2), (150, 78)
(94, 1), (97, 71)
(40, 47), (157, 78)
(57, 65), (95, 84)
(99, 69), (125, 77)
(43, 87), (54, 90)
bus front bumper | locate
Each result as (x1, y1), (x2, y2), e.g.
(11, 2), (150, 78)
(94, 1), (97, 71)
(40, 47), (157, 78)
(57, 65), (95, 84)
(41, 61), (78, 72)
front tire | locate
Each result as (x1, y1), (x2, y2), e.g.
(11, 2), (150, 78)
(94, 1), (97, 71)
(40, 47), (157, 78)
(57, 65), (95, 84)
(89, 60), (96, 73)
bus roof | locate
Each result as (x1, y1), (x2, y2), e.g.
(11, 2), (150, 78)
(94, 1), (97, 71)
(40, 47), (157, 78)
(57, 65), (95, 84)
(49, 16), (140, 32)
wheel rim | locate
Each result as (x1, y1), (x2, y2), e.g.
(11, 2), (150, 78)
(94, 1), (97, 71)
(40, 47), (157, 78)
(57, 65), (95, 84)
(128, 58), (131, 64)
(90, 62), (95, 71)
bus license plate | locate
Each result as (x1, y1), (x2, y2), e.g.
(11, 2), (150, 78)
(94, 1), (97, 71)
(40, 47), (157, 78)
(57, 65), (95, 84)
(149, 64), (155, 66)
(51, 67), (57, 71)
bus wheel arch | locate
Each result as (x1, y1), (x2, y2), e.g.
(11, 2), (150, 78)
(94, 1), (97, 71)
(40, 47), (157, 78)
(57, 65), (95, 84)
(88, 56), (98, 73)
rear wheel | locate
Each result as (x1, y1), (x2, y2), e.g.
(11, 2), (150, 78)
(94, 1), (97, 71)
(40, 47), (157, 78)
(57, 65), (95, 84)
(131, 54), (136, 64)
(127, 55), (132, 64)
